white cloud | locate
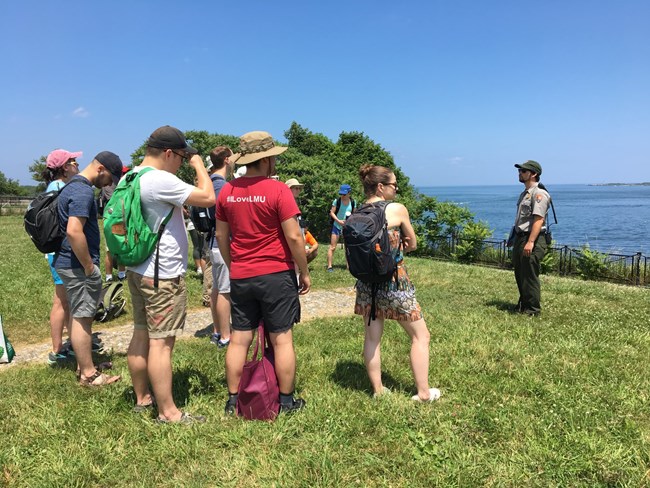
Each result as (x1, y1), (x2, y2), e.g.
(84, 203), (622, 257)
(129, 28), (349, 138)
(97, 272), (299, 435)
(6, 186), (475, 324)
(72, 106), (89, 118)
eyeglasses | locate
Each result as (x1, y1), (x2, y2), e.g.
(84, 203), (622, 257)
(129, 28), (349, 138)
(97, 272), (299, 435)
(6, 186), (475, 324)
(171, 150), (187, 162)
(384, 182), (399, 191)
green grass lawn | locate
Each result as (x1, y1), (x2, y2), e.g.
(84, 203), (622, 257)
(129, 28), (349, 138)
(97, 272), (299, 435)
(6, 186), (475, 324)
(2, 215), (650, 486)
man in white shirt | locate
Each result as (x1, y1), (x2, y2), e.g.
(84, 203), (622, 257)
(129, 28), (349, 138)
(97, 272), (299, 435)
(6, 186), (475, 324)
(126, 125), (215, 424)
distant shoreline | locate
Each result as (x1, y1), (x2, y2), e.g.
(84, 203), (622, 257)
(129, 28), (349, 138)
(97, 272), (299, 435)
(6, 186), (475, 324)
(589, 182), (650, 187)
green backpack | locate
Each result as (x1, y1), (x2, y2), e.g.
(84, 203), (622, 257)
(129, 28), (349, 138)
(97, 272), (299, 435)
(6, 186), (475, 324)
(103, 167), (172, 287)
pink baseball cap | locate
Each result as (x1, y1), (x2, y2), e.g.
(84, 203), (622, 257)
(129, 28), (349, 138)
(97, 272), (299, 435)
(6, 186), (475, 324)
(46, 149), (83, 169)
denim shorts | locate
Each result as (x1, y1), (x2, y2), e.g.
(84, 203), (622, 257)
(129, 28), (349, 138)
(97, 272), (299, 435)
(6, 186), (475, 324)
(56, 265), (103, 318)
(230, 270), (300, 333)
(331, 225), (342, 236)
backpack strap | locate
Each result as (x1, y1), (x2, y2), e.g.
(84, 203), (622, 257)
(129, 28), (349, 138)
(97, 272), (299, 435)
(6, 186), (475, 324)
(153, 209), (173, 289)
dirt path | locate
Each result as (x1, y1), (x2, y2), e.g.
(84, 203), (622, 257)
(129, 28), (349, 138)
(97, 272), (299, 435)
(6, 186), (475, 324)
(1, 288), (356, 368)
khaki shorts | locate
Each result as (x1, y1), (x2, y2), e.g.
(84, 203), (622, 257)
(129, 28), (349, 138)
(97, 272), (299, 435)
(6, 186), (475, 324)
(127, 271), (187, 339)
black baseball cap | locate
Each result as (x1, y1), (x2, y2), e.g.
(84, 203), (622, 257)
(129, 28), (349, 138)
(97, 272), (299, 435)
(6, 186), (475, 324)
(94, 151), (124, 185)
(146, 125), (198, 155)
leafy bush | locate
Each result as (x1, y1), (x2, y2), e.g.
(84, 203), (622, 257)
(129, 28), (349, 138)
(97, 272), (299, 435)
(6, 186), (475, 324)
(576, 246), (608, 280)
(453, 221), (493, 263)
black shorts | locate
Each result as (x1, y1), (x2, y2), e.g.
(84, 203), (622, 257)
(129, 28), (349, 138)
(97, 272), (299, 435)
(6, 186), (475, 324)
(230, 270), (301, 333)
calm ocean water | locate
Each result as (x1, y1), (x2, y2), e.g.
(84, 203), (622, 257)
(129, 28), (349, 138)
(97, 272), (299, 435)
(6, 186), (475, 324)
(417, 184), (650, 256)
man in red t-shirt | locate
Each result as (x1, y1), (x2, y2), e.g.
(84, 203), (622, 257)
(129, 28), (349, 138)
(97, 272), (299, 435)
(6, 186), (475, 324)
(216, 131), (311, 416)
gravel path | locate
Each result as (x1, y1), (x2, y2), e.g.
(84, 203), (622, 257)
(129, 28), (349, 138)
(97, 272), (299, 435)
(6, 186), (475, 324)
(1, 288), (356, 368)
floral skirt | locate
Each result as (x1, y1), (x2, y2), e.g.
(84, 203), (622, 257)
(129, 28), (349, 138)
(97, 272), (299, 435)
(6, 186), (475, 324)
(353, 264), (423, 322)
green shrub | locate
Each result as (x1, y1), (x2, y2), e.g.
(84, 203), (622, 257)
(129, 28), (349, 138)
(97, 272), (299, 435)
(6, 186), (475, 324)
(576, 246), (608, 280)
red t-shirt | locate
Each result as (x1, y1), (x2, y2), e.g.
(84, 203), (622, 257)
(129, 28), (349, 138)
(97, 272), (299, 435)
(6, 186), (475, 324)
(216, 176), (301, 279)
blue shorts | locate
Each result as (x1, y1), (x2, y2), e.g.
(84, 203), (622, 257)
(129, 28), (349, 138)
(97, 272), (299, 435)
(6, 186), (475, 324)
(47, 253), (63, 285)
(331, 225), (342, 236)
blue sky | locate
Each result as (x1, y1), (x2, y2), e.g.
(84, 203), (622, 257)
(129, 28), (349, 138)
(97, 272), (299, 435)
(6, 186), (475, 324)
(1, 0), (648, 187)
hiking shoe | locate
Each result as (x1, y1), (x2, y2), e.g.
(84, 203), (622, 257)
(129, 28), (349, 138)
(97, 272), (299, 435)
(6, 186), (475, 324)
(411, 388), (441, 403)
(47, 350), (71, 366)
(217, 338), (230, 349)
(210, 332), (221, 345)
(279, 397), (306, 414)
(224, 396), (237, 416)
(156, 412), (206, 425)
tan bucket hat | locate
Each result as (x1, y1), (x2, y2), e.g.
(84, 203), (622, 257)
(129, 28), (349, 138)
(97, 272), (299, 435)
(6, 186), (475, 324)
(235, 131), (287, 165)
(285, 178), (304, 189)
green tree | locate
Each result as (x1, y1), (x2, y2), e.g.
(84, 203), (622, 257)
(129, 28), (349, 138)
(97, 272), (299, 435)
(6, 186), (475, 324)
(130, 130), (240, 184)
(28, 156), (47, 193)
(0, 171), (23, 195)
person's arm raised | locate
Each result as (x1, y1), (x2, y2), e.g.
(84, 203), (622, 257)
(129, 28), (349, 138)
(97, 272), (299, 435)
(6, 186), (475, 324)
(184, 155), (215, 208)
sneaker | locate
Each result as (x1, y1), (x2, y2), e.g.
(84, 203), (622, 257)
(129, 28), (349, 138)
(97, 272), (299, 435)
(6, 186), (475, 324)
(224, 396), (238, 415)
(279, 397), (306, 414)
(105, 276), (113, 283)
(326, 267), (333, 273)
(47, 350), (71, 366)
(217, 338), (230, 349)
(210, 332), (221, 345)
(411, 388), (441, 403)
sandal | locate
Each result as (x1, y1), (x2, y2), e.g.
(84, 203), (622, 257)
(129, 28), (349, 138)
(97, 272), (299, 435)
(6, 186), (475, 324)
(155, 412), (206, 425)
(133, 395), (157, 413)
(79, 371), (121, 387)
(75, 362), (113, 380)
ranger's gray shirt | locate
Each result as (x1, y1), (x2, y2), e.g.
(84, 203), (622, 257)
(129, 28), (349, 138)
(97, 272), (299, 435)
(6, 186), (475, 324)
(514, 185), (550, 233)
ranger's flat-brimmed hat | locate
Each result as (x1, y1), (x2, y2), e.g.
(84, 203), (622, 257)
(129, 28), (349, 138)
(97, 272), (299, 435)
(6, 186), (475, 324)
(285, 178), (304, 189)
(235, 131), (287, 165)
(514, 160), (542, 175)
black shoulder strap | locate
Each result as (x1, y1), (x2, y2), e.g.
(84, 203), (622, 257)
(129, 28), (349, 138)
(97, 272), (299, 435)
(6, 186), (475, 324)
(335, 197), (342, 214)
(535, 183), (558, 225)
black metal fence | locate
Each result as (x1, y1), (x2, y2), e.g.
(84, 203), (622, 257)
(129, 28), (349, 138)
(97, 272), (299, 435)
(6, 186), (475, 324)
(424, 235), (649, 287)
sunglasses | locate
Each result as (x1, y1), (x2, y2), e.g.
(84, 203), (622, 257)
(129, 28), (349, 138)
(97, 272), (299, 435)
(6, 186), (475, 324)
(66, 160), (78, 167)
(517, 169), (530, 173)
(171, 150), (188, 161)
(384, 182), (399, 191)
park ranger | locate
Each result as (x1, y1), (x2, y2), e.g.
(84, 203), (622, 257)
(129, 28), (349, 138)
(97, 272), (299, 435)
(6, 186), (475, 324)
(510, 160), (550, 316)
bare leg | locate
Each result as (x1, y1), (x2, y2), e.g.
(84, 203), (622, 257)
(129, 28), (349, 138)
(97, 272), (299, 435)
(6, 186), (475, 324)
(225, 329), (254, 393)
(268, 329), (297, 394)
(216, 293), (231, 341)
(148, 336), (181, 421)
(127, 328), (153, 405)
(398, 318), (432, 399)
(327, 234), (339, 268)
(50, 284), (69, 353)
(70, 316), (95, 378)
(363, 317), (385, 394)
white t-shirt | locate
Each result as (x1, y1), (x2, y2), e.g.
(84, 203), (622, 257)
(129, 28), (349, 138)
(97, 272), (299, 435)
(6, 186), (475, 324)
(127, 167), (194, 278)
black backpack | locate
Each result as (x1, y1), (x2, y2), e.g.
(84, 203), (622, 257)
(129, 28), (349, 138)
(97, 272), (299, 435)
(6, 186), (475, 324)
(24, 190), (65, 253)
(343, 201), (397, 324)
(329, 197), (356, 226)
(343, 201), (396, 284)
(190, 205), (215, 233)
